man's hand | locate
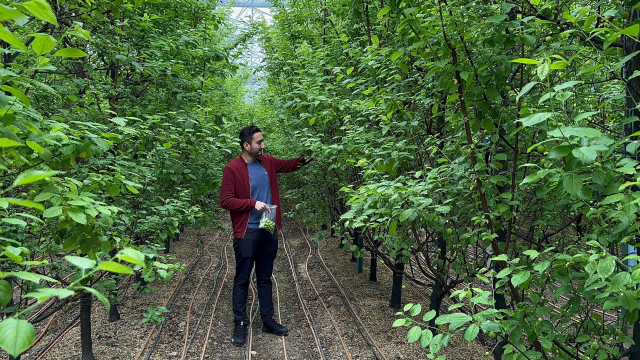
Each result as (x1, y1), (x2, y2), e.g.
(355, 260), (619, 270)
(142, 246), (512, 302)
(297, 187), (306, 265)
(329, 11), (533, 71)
(255, 201), (271, 212)
(299, 157), (314, 167)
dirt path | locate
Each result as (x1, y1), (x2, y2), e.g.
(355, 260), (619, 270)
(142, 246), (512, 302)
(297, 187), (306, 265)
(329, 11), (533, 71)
(22, 214), (489, 360)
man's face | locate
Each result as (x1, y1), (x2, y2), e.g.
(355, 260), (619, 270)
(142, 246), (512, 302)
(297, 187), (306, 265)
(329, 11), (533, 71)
(244, 132), (265, 157)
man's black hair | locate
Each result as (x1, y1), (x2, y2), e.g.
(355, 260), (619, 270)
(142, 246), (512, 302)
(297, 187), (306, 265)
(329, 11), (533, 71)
(239, 125), (261, 149)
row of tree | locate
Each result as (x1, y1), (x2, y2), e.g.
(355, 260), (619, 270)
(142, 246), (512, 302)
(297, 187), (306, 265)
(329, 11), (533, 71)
(0, 0), (249, 358)
(257, 0), (640, 359)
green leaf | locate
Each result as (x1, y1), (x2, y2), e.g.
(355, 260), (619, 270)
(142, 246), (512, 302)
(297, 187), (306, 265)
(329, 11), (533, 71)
(346, 67), (354, 75)
(0, 4), (27, 22)
(0, 138), (22, 147)
(67, 208), (86, 224)
(0, 25), (26, 50)
(420, 329), (433, 348)
(0, 318), (35, 358)
(430, 333), (443, 354)
(463, 324), (479, 342)
(563, 173), (583, 195)
(548, 145), (571, 159)
(516, 81), (539, 101)
(619, 291), (639, 310)
(108, 184), (120, 197)
(392, 318), (406, 327)
(547, 126), (601, 138)
(435, 313), (472, 325)
(537, 59), (550, 80)
(511, 270), (530, 287)
(1, 198), (43, 211)
(523, 250), (540, 259)
(423, 309), (436, 322)
(487, 14), (508, 23)
(0, 85), (29, 107)
(26, 141), (44, 154)
(109, 117), (127, 126)
(11, 271), (57, 284)
(389, 220), (397, 236)
(2, 218), (26, 227)
(371, 35), (379, 47)
(534, 260), (551, 273)
(31, 34), (55, 55)
(53, 48), (88, 58)
(125, 185), (139, 194)
(496, 267), (513, 278)
(65, 256), (96, 270)
(21, 0), (58, 26)
(390, 51), (403, 62)
(377, 6), (390, 18)
(116, 247), (146, 268)
(572, 147), (598, 164)
(13, 170), (60, 187)
(82, 287), (109, 312)
(24, 288), (74, 301)
(399, 209), (413, 222)
(510, 58), (538, 64)
(407, 326), (422, 343)
(43, 206), (62, 218)
(621, 24), (640, 37)
(97, 261), (134, 274)
(519, 112), (554, 127)
(553, 81), (582, 92)
(0, 280), (12, 308)
(404, 303), (414, 312)
(597, 256), (616, 279)
(601, 194), (624, 205)
(410, 303), (422, 316)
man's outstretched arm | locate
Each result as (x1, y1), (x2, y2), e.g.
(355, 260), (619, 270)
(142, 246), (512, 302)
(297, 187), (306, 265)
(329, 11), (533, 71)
(271, 156), (312, 173)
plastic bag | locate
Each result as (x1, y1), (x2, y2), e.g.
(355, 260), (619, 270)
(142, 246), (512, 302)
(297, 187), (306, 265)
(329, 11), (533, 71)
(259, 205), (277, 234)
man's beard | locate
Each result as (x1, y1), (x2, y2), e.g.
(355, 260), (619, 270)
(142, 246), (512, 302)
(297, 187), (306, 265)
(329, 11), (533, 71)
(250, 147), (263, 157)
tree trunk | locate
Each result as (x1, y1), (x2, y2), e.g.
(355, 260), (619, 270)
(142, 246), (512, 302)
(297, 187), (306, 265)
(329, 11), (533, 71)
(164, 236), (171, 254)
(107, 249), (120, 323)
(369, 251), (377, 282)
(389, 254), (404, 309)
(80, 290), (96, 360)
(350, 230), (357, 263)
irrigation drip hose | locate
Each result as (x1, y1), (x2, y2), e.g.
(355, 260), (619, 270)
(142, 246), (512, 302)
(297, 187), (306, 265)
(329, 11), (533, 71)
(181, 235), (232, 360)
(271, 273), (288, 360)
(280, 228), (327, 360)
(300, 224), (352, 360)
(31, 313), (80, 360)
(297, 222), (387, 360)
(246, 270), (260, 360)
(142, 228), (211, 360)
(199, 239), (231, 360)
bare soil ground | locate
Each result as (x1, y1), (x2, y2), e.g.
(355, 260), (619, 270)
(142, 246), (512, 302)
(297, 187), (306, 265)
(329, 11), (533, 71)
(22, 212), (490, 360)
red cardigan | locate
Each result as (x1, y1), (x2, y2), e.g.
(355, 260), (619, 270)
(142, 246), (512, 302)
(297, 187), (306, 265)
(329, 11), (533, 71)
(220, 154), (304, 238)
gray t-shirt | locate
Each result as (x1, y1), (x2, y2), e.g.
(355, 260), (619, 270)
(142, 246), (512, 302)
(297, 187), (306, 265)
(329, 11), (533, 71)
(247, 160), (271, 228)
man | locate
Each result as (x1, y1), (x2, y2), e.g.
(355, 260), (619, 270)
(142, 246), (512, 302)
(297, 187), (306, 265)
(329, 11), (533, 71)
(220, 125), (310, 346)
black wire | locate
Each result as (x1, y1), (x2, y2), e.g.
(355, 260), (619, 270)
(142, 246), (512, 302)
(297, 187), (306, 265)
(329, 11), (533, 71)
(295, 223), (384, 360)
(245, 269), (260, 360)
(143, 228), (208, 360)
(281, 227), (327, 360)
(181, 235), (232, 360)
(31, 313), (81, 360)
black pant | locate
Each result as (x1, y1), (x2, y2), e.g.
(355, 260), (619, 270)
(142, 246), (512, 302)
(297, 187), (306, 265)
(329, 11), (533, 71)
(232, 227), (278, 324)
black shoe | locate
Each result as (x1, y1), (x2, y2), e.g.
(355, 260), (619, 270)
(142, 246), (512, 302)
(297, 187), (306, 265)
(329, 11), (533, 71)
(262, 318), (288, 336)
(231, 320), (248, 346)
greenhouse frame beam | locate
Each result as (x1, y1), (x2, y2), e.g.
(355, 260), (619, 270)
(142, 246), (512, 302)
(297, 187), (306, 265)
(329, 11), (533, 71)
(219, 0), (273, 7)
